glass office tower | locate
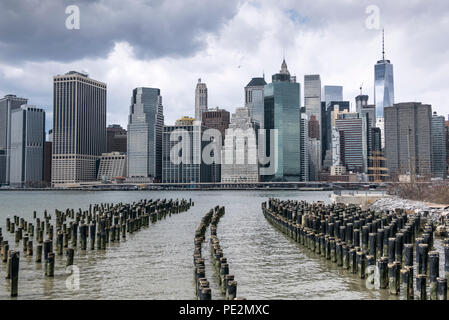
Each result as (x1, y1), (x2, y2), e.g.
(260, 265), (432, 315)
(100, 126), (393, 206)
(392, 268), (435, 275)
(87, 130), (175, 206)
(263, 59), (301, 181)
(127, 87), (164, 182)
(374, 61), (394, 119)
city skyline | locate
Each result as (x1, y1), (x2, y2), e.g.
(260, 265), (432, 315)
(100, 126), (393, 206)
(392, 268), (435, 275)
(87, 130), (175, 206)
(0, 1), (448, 130)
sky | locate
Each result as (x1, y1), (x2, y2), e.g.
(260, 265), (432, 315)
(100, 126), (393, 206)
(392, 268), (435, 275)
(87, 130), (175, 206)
(0, 0), (448, 131)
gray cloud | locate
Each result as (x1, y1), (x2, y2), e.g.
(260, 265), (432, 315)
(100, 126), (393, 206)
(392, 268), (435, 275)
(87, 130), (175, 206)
(1, 0), (449, 131)
(0, 0), (240, 62)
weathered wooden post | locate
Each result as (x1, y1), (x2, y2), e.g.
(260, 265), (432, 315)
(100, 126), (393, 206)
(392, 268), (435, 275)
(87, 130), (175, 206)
(429, 251), (439, 300)
(418, 243), (429, 275)
(400, 267), (412, 300)
(9, 251), (19, 297)
(27, 240), (33, 256)
(437, 277), (447, 300)
(350, 248), (357, 274)
(90, 224), (96, 250)
(387, 238), (395, 263)
(395, 233), (404, 263)
(404, 244), (413, 267)
(43, 239), (52, 261)
(66, 248), (74, 266)
(378, 257), (388, 289)
(57, 231), (63, 255)
(444, 244), (449, 282)
(356, 251), (366, 279)
(416, 274), (427, 300)
(388, 262), (400, 295)
(36, 244), (42, 263)
(227, 280), (237, 300)
(45, 252), (55, 277)
(369, 233), (377, 259)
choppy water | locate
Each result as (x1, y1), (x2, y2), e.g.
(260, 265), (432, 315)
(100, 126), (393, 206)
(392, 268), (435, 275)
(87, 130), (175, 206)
(0, 190), (436, 300)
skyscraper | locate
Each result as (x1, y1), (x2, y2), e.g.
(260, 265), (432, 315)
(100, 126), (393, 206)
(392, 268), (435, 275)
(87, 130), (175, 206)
(431, 112), (446, 178)
(9, 105), (45, 187)
(221, 107), (259, 183)
(322, 101), (350, 169)
(162, 122), (211, 183)
(201, 107), (230, 145)
(335, 112), (368, 173)
(374, 30), (395, 148)
(195, 78), (208, 121)
(323, 86), (343, 105)
(52, 71), (106, 185)
(300, 112), (309, 181)
(263, 59), (301, 181)
(0, 94), (28, 184)
(127, 87), (164, 182)
(304, 75), (322, 180)
(245, 77), (267, 128)
(384, 102), (432, 180)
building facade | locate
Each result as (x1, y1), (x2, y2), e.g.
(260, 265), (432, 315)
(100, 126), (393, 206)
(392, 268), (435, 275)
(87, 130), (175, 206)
(106, 124), (127, 153)
(263, 59), (301, 181)
(221, 107), (259, 183)
(323, 85), (343, 106)
(127, 87), (164, 182)
(0, 94), (28, 184)
(384, 102), (432, 179)
(52, 71), (106, 186)
(195, 78), (208, 121)
(162, 123), (212, 183)
(304, 75), (322, 180)
(323, 101), (350, 168)
(201, 107), (230, 145)
(244, 77), (267, 128)
(9, 105), (45, 187)
(300, 112), (309, 181)
(44, 141), (52, 186)
(97, 152), (126, 181)
(335, 112), (368, 173)
(431, 112), (446, 178)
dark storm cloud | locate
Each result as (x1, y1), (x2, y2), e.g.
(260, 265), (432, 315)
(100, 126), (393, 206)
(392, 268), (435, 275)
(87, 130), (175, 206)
(0, 0), (240, 62)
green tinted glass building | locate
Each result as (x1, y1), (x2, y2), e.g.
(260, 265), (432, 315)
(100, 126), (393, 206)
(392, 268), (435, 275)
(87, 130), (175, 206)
(263, 59), (301, 181)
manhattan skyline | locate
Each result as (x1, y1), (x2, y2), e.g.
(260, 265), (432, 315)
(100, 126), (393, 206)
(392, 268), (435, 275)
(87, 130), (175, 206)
(0, 0), (448, 130)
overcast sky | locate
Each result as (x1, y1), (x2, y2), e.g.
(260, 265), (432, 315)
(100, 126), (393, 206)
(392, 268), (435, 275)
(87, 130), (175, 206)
(0, 0), (448, 131)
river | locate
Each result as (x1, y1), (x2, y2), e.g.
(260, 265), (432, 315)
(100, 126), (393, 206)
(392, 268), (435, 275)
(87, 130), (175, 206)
(0, 190), (412, 299)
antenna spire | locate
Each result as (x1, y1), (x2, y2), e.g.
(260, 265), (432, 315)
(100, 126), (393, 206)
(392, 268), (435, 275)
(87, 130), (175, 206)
(382, 29), (385, 61)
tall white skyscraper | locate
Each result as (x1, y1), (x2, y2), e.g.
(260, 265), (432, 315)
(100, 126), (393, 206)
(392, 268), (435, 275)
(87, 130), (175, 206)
(374, 30), (394, 148)
(0, 94), (28, 184)
(195, 78), (208, 121)
(52, 71), (106, 186)
(221, 107), (259, 183)
(304, 74), (322, 180)
(9, 105), (45, 187)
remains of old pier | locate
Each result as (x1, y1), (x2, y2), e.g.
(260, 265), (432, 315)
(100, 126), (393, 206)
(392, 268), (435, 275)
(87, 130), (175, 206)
(262, 198), (449, 300)
(1, 198), (192, 297)
(193, 206), (241, 300)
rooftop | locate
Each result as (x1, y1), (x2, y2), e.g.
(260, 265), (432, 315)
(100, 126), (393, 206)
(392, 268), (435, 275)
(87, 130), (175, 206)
(246, 77), (267, 87)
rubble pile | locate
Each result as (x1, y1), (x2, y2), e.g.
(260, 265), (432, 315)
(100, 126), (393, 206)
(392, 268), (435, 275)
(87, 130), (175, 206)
(369, 196), (448, 224)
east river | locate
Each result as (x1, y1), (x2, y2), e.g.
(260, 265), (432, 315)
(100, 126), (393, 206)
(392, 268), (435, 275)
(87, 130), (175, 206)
(0, 190), (420, 299)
